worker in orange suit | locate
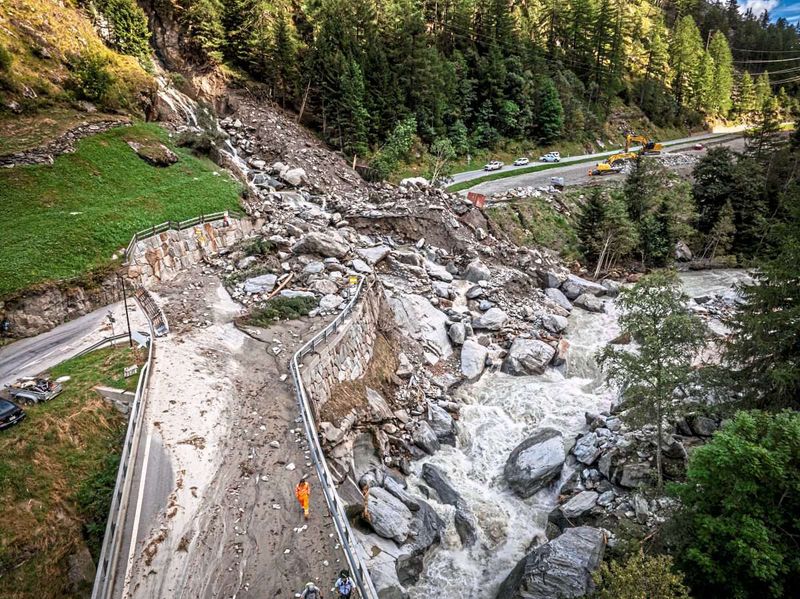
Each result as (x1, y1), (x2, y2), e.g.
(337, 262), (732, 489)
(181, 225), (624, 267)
(295, 479), (310, 520)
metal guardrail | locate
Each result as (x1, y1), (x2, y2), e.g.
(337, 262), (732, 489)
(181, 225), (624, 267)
(289, 274), (379, 599)
(72, 333), (130, 359)
(90, 297), (156, 599)
(123, 211), (244, 263)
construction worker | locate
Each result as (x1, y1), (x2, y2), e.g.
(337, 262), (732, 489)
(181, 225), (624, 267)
(301, 582), (323, 599)
(333, 570), (354, 599)
(295, 479), (310, 520)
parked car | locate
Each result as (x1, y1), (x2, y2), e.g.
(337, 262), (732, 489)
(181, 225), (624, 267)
(693, 143), (705, 150)
(513, 157), (530, 166)
(483, 160), (504, 171)
(539, 152), (561, 162)
(0, 398), (25, 431)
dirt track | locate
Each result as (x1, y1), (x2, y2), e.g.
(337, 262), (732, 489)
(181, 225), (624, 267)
(126, 270), (345, 599)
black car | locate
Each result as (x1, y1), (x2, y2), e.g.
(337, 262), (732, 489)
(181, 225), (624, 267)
(0, 398), (25, 431)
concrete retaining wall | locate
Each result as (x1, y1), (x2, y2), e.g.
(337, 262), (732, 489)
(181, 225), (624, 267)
(299, 280), (388, 414)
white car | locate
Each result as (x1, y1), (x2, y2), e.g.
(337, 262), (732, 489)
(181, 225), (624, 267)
(513, 157), (530, 166)
(539, 152), (561, 163)
(483, 161), (504, 171)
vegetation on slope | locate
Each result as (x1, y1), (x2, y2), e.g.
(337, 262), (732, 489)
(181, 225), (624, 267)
(0, 346), (143, 599)
(0, 122), (242, 298)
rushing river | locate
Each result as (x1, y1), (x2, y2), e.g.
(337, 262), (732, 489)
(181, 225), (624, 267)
(406, 269), (750, 599)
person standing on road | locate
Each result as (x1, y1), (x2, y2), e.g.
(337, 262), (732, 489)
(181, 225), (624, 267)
(301, 582), (323, 599)
(295, 479), (310, 520)
(333, 570), (354, 599)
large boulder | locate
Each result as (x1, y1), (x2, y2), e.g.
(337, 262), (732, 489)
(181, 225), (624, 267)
(618, 463), (652, 489)
(502, 339), (556, 376)
(495, 526), (606, 599)
(422, 464), (478, 547)
(428, 403), (456, 445)
(425, 260), (454, 282)
(281, 167), (307, 186)
(561, 274), (606, 300)
(460, 339), (488, 379)
(292, 231), (350, 258)
(412, 421), (440, 455)
(504, 428), (566, 498)
(545, 288), (573, 312)
(398, 499), (446, 586)
(464, 259), (491, 283)
(541, 313), (569, 334)
(548, 491), (601, 533)
(472, 307), (508, 331)
(573, 432), (601, 465)
(364, 486), (414, 543)
(243, 273), (278, 294)
(366, 388), (394, 422)
(356, 245), (391, 265)
(573, 294), (605, 313)
(319, 293), (344, 311)
(448, 322), (467, 345)
(389, 294), (453, 363)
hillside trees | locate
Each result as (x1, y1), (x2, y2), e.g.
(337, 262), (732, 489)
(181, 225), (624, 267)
(708, 31), (734, 117)
(670, 15), (703, 108)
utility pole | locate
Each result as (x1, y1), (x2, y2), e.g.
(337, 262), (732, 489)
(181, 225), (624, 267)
(117, 273), (133, 348)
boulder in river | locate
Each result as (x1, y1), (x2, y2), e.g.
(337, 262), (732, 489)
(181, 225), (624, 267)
(504, 428), (566, 498)
(502, 338), (556, 376)
(541, 313), (569, 334)
(428, 403), (457, 445)
(472, 307), (508, 331)
(412, 421), (440, 455)
(573, 294), (605, 313)
(464, 259), (491, 283)
(545, 287), (573, 312)
(560, 274), (606, 300)
(364, 486), (413, 543)
(460, 338), (488, 379)
(422, 464), (478, 547)
(495, 526), (606, 599)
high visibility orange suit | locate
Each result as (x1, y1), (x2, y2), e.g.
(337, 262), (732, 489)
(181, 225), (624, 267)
(295, 481), (310, 519)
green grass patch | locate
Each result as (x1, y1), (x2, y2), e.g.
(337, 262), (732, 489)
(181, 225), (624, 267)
(0, 122), (242, 297)
(0, 346), (143, 598)
(242, 296), (318, 328)
(487, 199), (580, 261)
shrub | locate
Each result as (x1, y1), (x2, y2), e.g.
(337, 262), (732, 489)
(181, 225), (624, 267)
(594, 552), (691, 599)
(242, 238), (274, 257)
(672, 410), (800, 599)
(76, 450), (121, 558)
(0, 44), (12, 72)
(245, 296), (318, 327)
(94, 0), (151, 60)
(70, 52), (114, 103)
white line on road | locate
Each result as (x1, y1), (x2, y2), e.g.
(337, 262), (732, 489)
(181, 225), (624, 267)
(122, 424), (154, 598)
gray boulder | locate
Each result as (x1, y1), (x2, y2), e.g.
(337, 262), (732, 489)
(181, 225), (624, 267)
(425, 260), (454, 282)
(495, 526), (606, 599)
(464, 259), (491, 283)
(243, 273), (278, 294)
(502, 339), (555, 376)
(561, 274), (606, 300)
(319, 294), (344, 311)
(412, 421), (440, 455)
(545, 288), (573, 312)
(573, 294), (605, 313)
(561, 490), (599, 519)
(601, 279), (621, 297)
(460, 339), (488, 379)
(428, 403), (456, 445)
(422, 464), (478, 547)
(398, 499), (446, 586)
(292, 231), (350, 258)
(365, 486), (414, 543)
(504, 428), (566, 498)
(302, 261), (325, 275)
(448, 322), (467, 345)
(573, 433), (601, 465)
(389, 294), (452, 363)
(356, 245), (391, 265)
(281, 167), (306, 186)
(618, 463), (652, 488)
(432, 281), (452, 299)
(539, 270), (563, 289)
(366, 387), (394, 422)
(541, 313), (569, 334)
(472, 307), (508, 330)
(352, 258), (372, 274)
(688, 415), (719, 437)
(465, 284), (484, 299)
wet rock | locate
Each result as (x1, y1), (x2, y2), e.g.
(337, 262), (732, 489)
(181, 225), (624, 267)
(448, 322), (467, 345)
(428, 403), (456, 446)
(561, 490), (599, 519)
(389, 293), (452, 363)
(243, 273), (278, 294)
(574, 294), (605, 313)
(541, 313), (568, 334)
(292, 231), (350, 258)
(561, 274), (606, 300)
(281, 167), (307, 186)
(573, 433), (601, 465)
(422, 464), (479, 547)
(502, 339), (556, 376)
(472, 307), (508, 331)
(504, 428), (566, 498)
(412, 421), (440, 455)
(675, 240), (693, 262)
(460, 338), (488, 379)
(425, 260), (454, 282)
(687, 414), (718, 437)
(618, 463), (652, 489)
(399, 499), (446, 585)
(356, 245), (391, 265)
(495, 526), (606, 599)
(601, 279), (621, 297)
(366, 388), (394, 422)
(464, 259), (491, 283)
(545, 288), (573, 312)
(383, 476), (421, 512)
(364, 487), (413, 543)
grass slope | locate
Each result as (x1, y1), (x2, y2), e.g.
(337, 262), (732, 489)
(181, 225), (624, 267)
(487, 200), (580, 261)
(0, 122), (242, 297)
(0, 346), (143, 598)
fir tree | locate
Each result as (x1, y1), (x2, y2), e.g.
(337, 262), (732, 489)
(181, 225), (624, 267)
(708, 31), (734, 116)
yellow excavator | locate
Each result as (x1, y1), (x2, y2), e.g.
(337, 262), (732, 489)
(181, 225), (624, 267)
(589, 133), (662, 176)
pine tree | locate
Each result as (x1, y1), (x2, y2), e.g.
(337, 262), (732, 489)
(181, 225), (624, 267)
(695, 50), (715, 113)
(747, 96), (785, 166)
(708, 31), (734, 117)
(735, 71), (757, 119)
(268, 15), (298, 108)
(337, 60), (370, 156)
(754, 71), (772, 109)
(535, 76), (564, 143)
(670, 15), (704, 107)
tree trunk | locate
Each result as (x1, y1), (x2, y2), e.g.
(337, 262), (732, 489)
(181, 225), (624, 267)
(656, 395), (664, 490)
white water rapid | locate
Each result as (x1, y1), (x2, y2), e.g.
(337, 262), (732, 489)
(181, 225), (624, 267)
(406, 270), (750, 599)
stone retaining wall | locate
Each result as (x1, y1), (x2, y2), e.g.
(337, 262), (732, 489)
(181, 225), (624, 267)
(125, 217), (262, 287)
(300, 279), (389, 414)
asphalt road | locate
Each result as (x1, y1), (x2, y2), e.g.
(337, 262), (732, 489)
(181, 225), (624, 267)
(449, 128), (746, 188)
(0, 303), (120, 387)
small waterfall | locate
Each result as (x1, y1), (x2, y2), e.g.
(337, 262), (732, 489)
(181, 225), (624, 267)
(155, 74), (199, 128)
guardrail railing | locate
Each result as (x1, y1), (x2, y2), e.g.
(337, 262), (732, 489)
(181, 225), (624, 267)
(90, 296), (156, 599)
(289, 274), (379, 599)
(123, 211), (244, 263)
(72, 333), (130, 359)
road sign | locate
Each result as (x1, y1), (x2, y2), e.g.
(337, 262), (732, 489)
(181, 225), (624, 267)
(123, 365), (139, 378)
(349, 275), (358, 285)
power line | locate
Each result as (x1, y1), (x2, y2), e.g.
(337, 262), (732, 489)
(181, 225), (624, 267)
(734, 55), (800, 64)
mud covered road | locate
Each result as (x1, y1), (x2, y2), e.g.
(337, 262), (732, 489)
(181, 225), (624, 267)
(123, 269), (345, 599)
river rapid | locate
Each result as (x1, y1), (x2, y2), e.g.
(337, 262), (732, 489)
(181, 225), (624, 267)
(407, 269), (750, 599)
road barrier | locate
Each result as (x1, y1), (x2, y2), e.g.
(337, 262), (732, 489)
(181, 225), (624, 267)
(90, 296), (156, 599)
(72, 333), (130, 358)
(289, 274), (379, 599)
(123, 211), (244, 263)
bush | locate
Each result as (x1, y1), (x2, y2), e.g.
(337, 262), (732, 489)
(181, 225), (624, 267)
(244, 296), (318, 327)
(672, 410), (800, 598)
(594, 552), (691, 599)
(76, 451), (121, 558)
(94, 0), (151, 60)
(70, 52), (114, 103)
(242, 238), (274, 257)
(0, 44), (12, 72)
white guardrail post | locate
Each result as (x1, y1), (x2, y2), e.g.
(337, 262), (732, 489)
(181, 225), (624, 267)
(290, 274), (379, 599)
(90, 297), (156, 599)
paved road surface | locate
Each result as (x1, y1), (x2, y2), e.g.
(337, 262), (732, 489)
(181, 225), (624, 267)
(0, 302), (130, 387)
(449, 128), (745, 188)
